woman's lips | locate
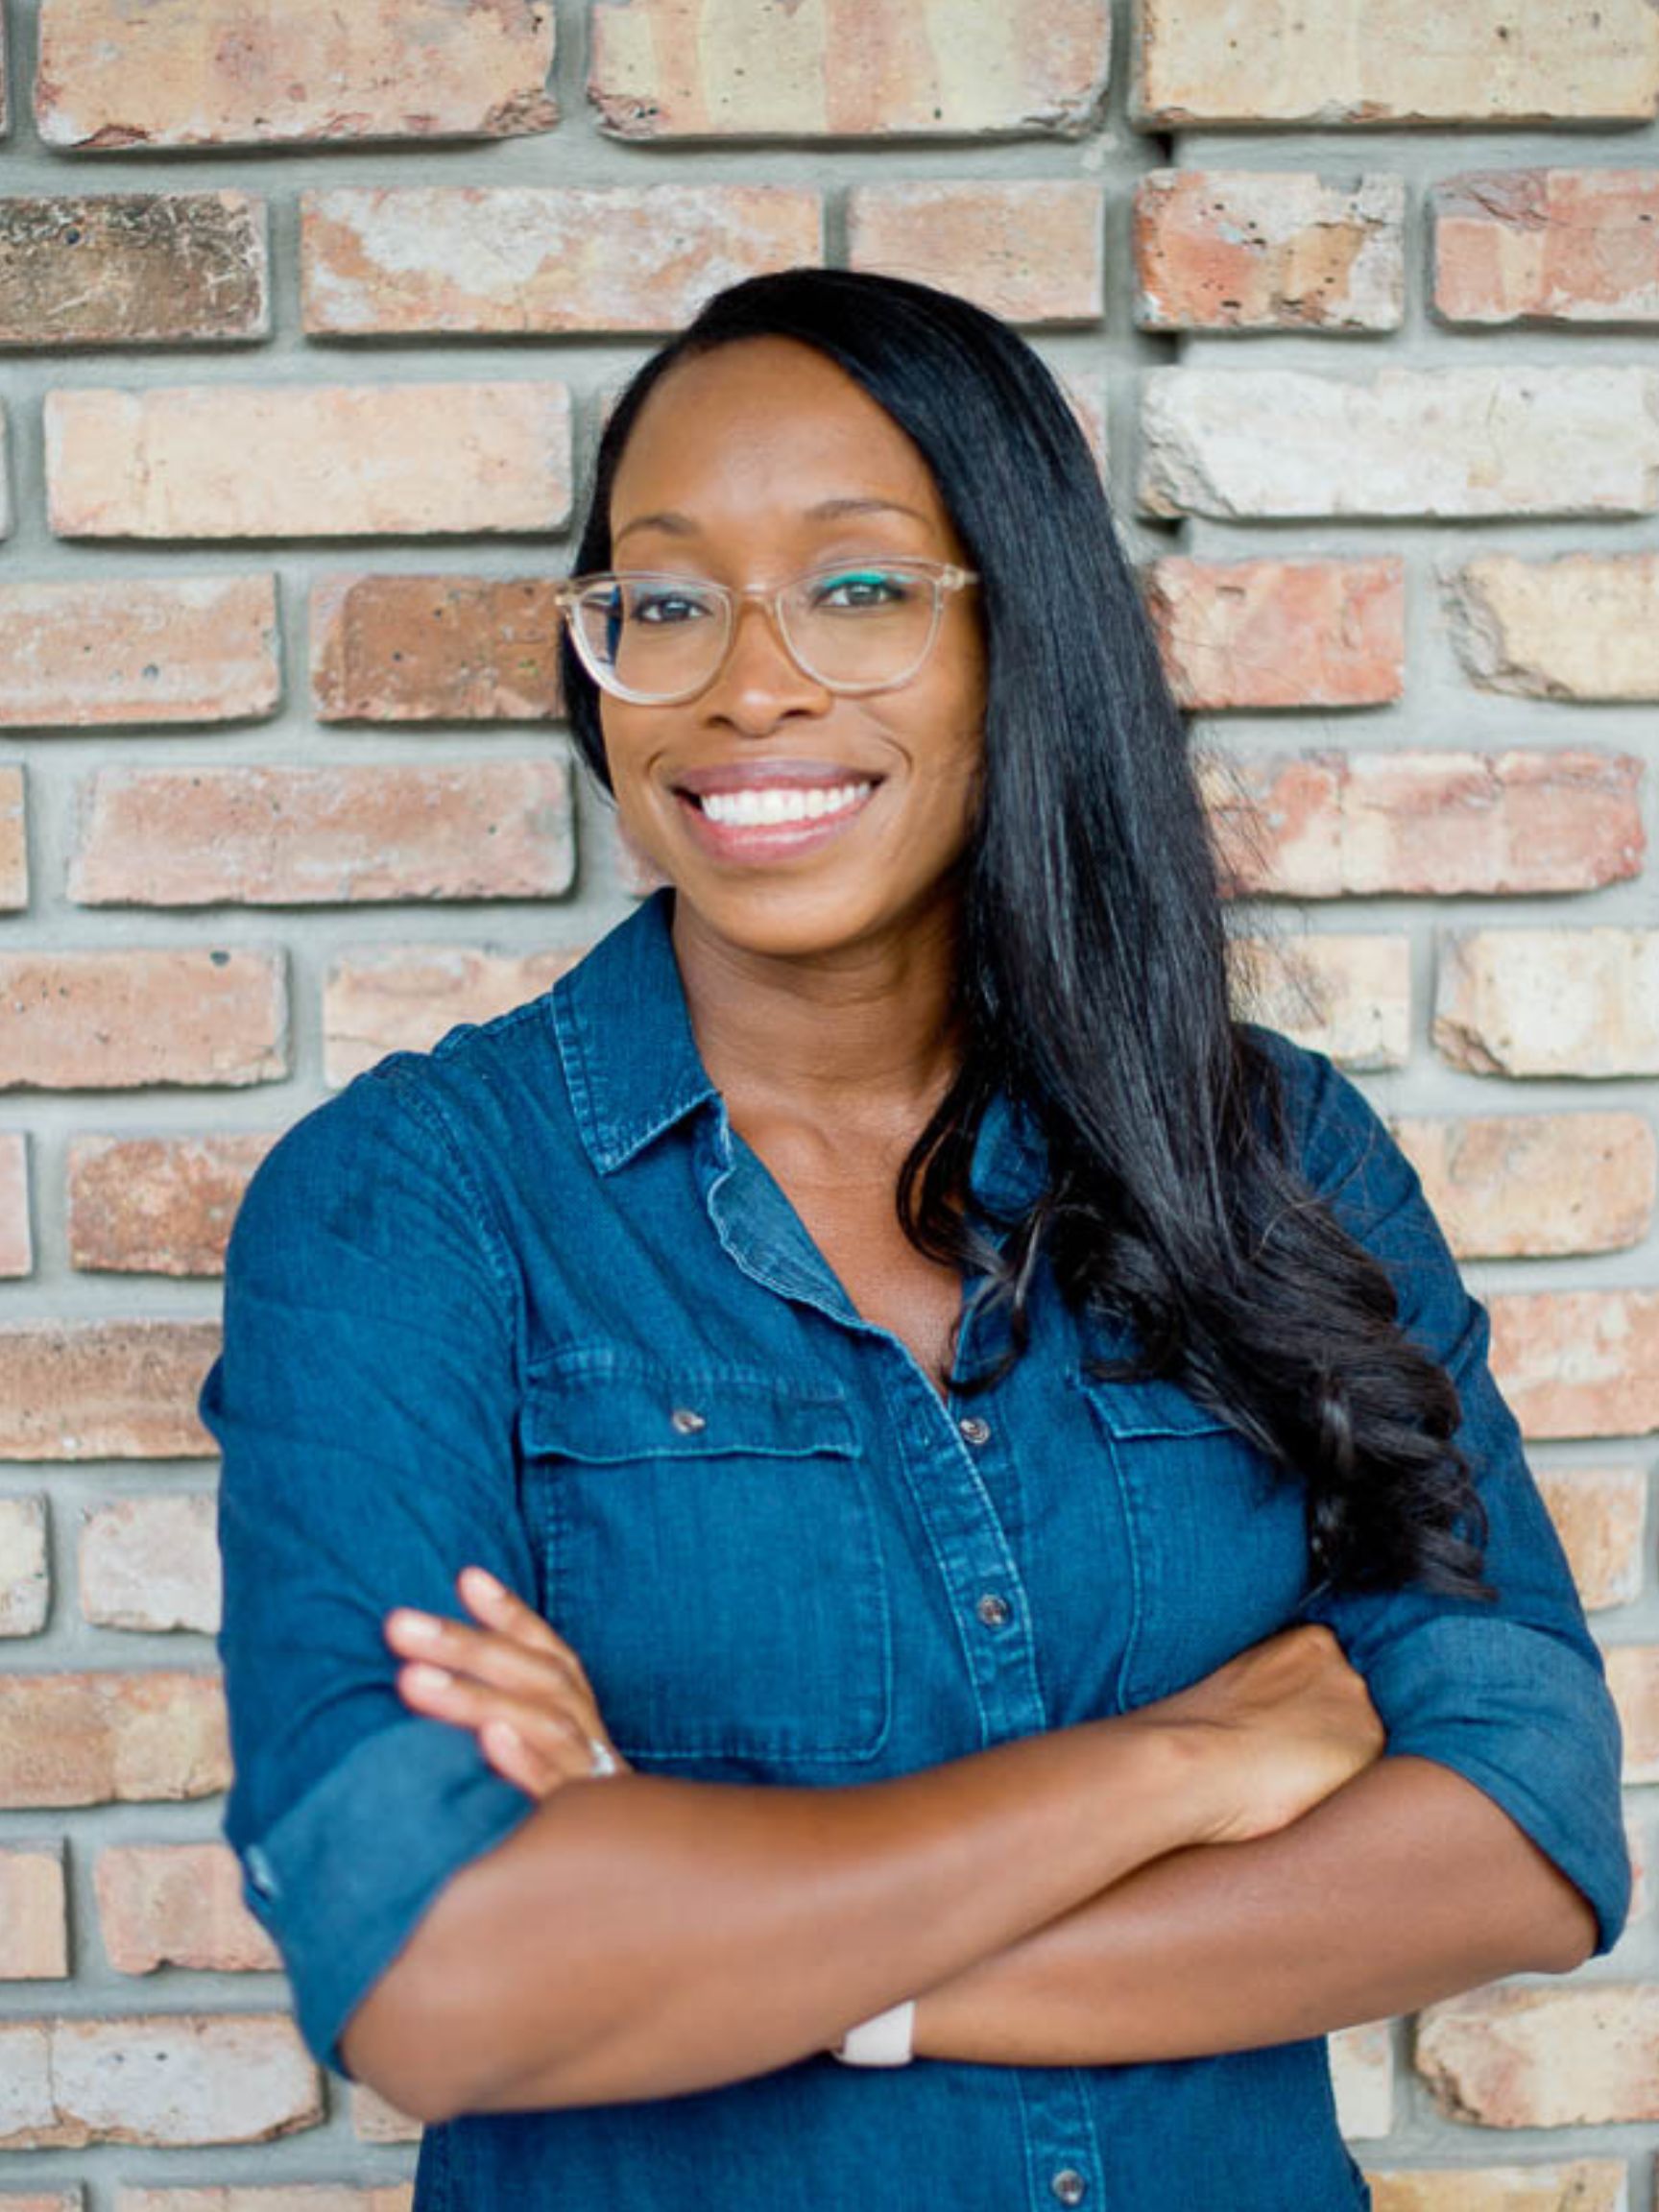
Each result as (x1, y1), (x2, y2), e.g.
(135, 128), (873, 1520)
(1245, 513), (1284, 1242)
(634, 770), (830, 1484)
(673, 776), (879, 861)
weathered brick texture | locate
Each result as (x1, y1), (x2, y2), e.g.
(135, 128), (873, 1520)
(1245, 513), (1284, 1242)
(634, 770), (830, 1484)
(1436, 930), (1659, 1078)
(95, 1843), (278, 1973)
(324, 946), (586, 1086)
(301, 186), (821, 335)
(1366, 2166), (1629, 2212)
(0, 762), (26, 907)
(1146, 559), (1404, 710)
(1605, 1647), (1659, 1786)
(0, 1131), (31, 1277)
(0, 1496), (49, 1637)
(1329, 2020), (1393, 2139)
(1391, 1114), (1655, 1259)
(1448, 554), (1659, 702)
(848, 181), (1104, 324)
(0, 1672), (228, 1809)
(67, 760), (575, 907)
(1434, 170), (1659, 325)
(80, 1495), (221, 1633)
(0, 1846), (68, 1978)
(35, 0), (557, 150)
(1415, 1984), (1659, 2127)
(1534, 1467), (1648, 1612)
(118, 2192), (413, 2211)
(0, 2013), (319, 2147)
(1134, 173), (1404, 332)
(0, 951), (286, 1091)
(1488, 1291), (1659, 1440)
(1231, 935), (1410, 1071)
(0, 578), (279, 729)
(310, 575), (564, 723)
(67, 1134), (277, 1276)
(0, 1321), (219, 1460)
(0, 194), (268, 347)
(349, 2087), (422, 2145)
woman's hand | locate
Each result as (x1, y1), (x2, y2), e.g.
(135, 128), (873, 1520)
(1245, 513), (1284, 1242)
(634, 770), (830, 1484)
(1133, 1622), (1384, 1848)
(383, 1566), (632, 1800)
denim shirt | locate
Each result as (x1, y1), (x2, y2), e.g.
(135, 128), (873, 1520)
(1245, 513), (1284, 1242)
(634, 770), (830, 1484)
(202, 888), (1627, 2212)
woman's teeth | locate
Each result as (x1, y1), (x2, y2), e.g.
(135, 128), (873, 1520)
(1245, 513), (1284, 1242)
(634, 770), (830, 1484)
(697, 781), (872, 828)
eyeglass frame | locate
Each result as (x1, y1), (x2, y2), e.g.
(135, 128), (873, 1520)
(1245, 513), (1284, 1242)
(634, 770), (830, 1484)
(553, 556), (980, 707)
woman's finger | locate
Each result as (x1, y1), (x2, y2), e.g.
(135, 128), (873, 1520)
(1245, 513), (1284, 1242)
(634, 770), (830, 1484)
(383, 1607), (594, 1719)
(457, 1566), (595, 1689)
(397, 1662), (624, 1780)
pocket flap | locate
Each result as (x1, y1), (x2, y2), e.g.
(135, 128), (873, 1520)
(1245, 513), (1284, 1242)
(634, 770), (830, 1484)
(521, 1357), (859, 1465)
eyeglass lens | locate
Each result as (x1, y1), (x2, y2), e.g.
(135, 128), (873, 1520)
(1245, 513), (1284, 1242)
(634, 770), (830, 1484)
(572, 565), (945, 700)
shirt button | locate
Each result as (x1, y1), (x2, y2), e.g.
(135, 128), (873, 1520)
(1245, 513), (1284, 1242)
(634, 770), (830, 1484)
(957, 1415), (992, 1447)
(975, 1593), (1010, 1627)
(1051, 2172), (1088, 2206)
(669, 1407), (707, 1435)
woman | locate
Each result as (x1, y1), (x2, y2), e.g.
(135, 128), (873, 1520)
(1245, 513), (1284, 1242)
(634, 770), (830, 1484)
(204, 270), (1626, 2211)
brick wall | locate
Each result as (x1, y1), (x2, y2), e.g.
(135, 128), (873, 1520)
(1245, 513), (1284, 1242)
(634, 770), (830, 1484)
(0, 0), (1655, 2202)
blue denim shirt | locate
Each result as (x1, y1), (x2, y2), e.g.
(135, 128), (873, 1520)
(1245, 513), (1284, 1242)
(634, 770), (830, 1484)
(202, 888), (1627, 2212)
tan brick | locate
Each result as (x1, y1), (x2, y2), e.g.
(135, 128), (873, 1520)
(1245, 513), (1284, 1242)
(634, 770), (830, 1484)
(0, 1672), (228, 1809)
(1135, 172), (1404, 332)
(350, 2082), (423, 2143)
(1146, 558), (1404, 710)
(848, 181), (1104, 325)
(1135, 0), (1659, 124)
(46, 384), (570, 540)
(0, 1320), (219, 1461)
(0, 2012), (319, 2148)
(1061, 374), (1108, 474)
(0, 577), (279, 728)
(310, 573), (564, 723)
(325, 945), (586, 1087)
(1232, 934), (1409, 1071)
(119, 2192), (412, 2212)
(68, 1133), (276, 1277)
(0, 1131), (30, 1277)
(1367, 2164), (1630, 2212)
(0, 194), (267, 347)
(69, 759), (574, 907)
(80, 1495), (220, 1633)
(1392, 1114), (1655, 1259)
(0, 950), (286, 1092)
(589, 0), (1108, 136)
(0, 761), (26, 907)
(1450, 553), (1659, 702)
(96, 1843), (278, 1973)
(1535, 1466), (1648, 1612)
(1141, 368), (1659, 520)
(1607, 1647), (1659, 1786)
(0, 406), (12, 536)
(0, 1495), (48, 1636)
(303, 184), (821, 336)
(1488, 1291), (1659, 1441)
(0, 2196), (84, 2211)
(1435, 170), (1659, 325)
(0, 1847), (67, 1977)
(1436, 930), (1659, 1078)
(1330, 2018), (1393, 2139)
(35, 0), (556, 150)
(1416, 1984), (1659, 2127)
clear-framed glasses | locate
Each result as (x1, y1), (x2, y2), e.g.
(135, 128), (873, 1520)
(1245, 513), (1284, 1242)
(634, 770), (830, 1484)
(555, 557), (978, 707)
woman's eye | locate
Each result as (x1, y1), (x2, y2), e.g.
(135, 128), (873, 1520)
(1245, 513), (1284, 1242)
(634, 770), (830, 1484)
(632, 589), (712, 626)
(812, 570), (913, 612)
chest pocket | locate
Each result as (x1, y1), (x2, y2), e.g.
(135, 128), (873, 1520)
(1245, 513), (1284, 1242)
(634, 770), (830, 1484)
(522, 1352), (893, 1774)
(1075, 1374), (1311, 1707)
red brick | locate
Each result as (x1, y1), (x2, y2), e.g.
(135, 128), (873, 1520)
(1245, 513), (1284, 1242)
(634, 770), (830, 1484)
(0, 1496), (48, 1637)
(1232, 934), (1409, 1071)
(1145, 558), (1404, 710)
(0, 950), (286, 1091)
(350, 2083), (422, 2143)
(302, 185), (821, 335)
(1209, 750), (1641, 899)
(310, 575), (563, 723)
(1392, 1113), (1655, 1259)
(0, 762), (26, 907)
(589, 0), (1109, 136)
(95, 1843), (278, 1973)
(0, 1672), (228, 1809)
(0, 194), (267, 347)
(0, 1320), (219, 1461)
(1135, 172), (1404, 331)
(1141, 368), (1659, 520)
(1488, 1291), (1659, 1441)
(1607, 1647), (1659, 1785)
(80, 1495), (220, 1633)
(848, 181), (1104, 325)
(0, 2013), (319, 2148)
(1449, 552), (1659, 702)
(1436, 929), (1659, 1079)
(68, 760), (574, 906)
(1416, 1984), (1659, 2127)
(35, 0), (556, 150)
(46, 384), (571, 540)
(1534, 1466), (1648, 1612)
(1367, 2165), (1629, 2212)
(0, 1846), (67, 1977)
(0, 1130), (29, 1277)
(325, 945), (586, 1087)
(0, 578), (278, 728)
(1435, 170), (1659, 325)
(68, 1133), (276, 1276)
(1135, 0), (1659, 125)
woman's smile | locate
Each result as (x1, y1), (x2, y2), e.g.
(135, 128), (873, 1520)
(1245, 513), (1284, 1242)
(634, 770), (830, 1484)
(672, 759), (883, 860)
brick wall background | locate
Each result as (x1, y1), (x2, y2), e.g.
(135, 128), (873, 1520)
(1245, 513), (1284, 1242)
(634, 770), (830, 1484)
(0, 0), (1656, 2203)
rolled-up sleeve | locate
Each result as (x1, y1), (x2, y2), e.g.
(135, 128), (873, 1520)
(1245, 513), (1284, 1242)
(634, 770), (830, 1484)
(200, 1063), (541, 2073)
(1275, 1041), (1631, 1955)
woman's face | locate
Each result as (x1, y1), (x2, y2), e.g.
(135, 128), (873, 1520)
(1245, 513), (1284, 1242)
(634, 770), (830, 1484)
(597, 337), (988, 965)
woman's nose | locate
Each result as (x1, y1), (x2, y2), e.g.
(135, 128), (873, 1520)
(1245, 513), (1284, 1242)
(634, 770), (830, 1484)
(702, 595), (830, 733)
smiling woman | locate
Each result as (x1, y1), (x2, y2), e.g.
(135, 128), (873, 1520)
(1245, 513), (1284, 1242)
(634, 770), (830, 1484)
(203, 270), (1626, 2212)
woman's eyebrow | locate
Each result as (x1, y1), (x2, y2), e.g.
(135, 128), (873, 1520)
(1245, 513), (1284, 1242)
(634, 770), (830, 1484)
(613, 495), (930, 546)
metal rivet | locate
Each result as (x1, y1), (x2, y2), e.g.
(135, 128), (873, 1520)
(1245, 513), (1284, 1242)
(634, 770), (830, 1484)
(669, 1407), (707, 1435)
(958, 1414), (992, 1447)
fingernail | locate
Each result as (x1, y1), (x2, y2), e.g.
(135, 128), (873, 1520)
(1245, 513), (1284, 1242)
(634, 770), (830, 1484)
(461, 1566), (505, 1599)
(388, 1610), (440, 1642)
(402, 1663), (451, 1694)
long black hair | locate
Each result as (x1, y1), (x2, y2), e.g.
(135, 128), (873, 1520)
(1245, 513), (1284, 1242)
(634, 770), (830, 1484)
(561, 267), (1487, 1600)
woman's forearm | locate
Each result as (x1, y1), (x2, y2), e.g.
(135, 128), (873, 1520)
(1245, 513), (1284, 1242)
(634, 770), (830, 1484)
(911, 1754), (1598, 2068)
